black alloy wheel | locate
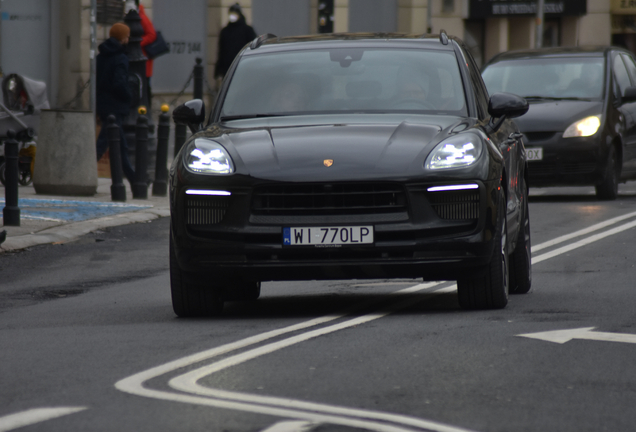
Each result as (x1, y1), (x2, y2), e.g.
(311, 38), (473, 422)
(509, 177), (532, 294)
(457, 189), (509, 309)
(169, 231), (224, 317)
(596, 146), (619, 200)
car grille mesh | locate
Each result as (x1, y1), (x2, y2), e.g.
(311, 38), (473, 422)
(427, 190), (480, 220)
(186, 196), (230, 225)
(252, 183), (407, 216)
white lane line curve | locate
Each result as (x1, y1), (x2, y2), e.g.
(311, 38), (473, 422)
(260, 420), (317, 432)
(116, 211), (636, 432)
(0, 407), (87, 432)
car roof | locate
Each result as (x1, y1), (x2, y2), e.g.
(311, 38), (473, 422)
(242, 32), (461, 55)
(485, 46), (632, 65)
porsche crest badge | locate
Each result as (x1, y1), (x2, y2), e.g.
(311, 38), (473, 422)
(323, 159), (334, 167)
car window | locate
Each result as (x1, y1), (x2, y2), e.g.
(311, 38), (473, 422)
(613, 54), (631, 95)
(463, 46), (489, 118)
(620, 53), (636, 87)
(221, 48), (468, 118)
(482, 56), (604, 100)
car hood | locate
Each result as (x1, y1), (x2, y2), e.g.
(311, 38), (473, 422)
(215, 115), (472, 182)
(512, 100), (604, 133)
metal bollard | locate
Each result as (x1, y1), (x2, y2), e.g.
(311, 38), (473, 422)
(194, 57), (204, 100)
(107, 115), (126, 202)
(2, 130), (20, 226)
(153, 104), (170, 196)
(174, 123), (187, 159)
(132, 106), (149, 199)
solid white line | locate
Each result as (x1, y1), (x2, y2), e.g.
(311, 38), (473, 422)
(532, 219), (636, 264)
(0, 407), (87, 432)
(532, 210), (636, 252)
(259, 420), (317, 432)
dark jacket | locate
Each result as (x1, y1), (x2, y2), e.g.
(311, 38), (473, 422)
(214, 15), (257, 78)
(96, 37), (132, 117)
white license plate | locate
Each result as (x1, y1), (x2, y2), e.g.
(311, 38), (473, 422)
(527, 147), (543, 161)
(283, 226), (374, 246)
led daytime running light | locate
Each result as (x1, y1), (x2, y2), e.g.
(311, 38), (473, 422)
(427, 184), (479, 192)
(186, 190), (232, 196)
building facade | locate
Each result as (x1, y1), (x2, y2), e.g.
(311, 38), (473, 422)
(0, 0), (628, 111)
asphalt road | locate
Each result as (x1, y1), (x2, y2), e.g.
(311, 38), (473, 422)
(2, 184), (636, 432)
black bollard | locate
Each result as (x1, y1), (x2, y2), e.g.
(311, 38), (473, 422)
(3, 130), (20, 226)
(132, 107), (149, 199)
(194, 57), (204, 100)
(153, 104), (170, 196)
(107, 115), (126, 202)
(174, 123), (187, 159)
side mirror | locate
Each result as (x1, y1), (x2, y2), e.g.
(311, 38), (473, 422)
(623, 87), (636, 104)
(172, 99), (206, 133)
(486, 92), (529, 133)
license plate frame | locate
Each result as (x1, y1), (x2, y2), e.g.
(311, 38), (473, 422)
(283, 226), (374, 247)
(526, 147), (543, 161)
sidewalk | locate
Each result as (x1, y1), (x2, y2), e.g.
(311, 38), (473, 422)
(0, 178), (170, 253)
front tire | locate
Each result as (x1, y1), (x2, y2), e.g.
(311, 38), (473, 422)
(596, 146), (619, 200)
(509, 178), (532, 294)
(170, 233), (224, 317)
(457, 189), (509, 310)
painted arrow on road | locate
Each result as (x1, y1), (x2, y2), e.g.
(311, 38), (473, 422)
(517, 327), (636, 345)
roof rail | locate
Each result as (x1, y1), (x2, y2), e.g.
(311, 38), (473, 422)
(250, 33), (277, 50)
(439, 30), (449, 45)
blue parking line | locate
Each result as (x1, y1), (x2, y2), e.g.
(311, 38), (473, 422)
(0, 198), (152, 222)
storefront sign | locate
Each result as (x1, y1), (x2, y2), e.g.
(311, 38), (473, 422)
(611, 0), (636, 15)
(469, 0), (586, 19)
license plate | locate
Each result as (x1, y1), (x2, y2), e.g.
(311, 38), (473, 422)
(527, 147), (543, 161)
(283, 226), (374, 246)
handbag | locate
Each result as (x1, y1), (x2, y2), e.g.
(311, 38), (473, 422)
(145, 31), (170, 60)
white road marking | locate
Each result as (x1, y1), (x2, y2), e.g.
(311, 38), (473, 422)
(115, 210), (636, 432)
(260, 420), (317, 432)
(518, 327), (636, 345)
(532, 210), (636, 252)
(0, 407), (87, 432)
(532, 219), (636, 264)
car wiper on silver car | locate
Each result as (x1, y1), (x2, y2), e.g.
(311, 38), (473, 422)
(523, 96), (593, 102)
(220, 113), (288, 121)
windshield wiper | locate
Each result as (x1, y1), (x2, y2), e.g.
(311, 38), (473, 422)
(523, 96), (594, 102)
(220, 113), (288, 121)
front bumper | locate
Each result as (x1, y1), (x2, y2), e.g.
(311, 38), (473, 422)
(524, 132), (607, 187)
(170, 178), (502, 282)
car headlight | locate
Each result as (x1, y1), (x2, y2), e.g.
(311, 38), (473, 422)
(426, 134), (482, 170)
(563, 115), (601, 138)
(185, 138), (234, 174)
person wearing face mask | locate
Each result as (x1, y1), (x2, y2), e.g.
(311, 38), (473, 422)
(95, 22), (136, 184)
(214, 3), (257, 85)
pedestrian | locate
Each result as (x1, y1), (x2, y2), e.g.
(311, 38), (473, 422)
(95, 22), (136, 184)
(138, 3), (157, 109)
(214, 3), (257, 84)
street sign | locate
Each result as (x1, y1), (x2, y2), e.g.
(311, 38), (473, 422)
(517, 327), (636, 345)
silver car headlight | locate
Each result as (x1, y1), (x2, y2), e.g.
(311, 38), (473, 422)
(185, 138), (234, 174)
(426, 134), (483, 170)
(563, 115), (601, 138)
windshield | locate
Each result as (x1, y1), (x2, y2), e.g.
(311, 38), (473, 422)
(482, 56), (605, 100)
(220, 48), (467, 119)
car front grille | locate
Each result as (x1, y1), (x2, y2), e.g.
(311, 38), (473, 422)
(427, 189), (480, 220)
(251, 183), (407, 217)
(524, 132), (557, 142)
(186, 196), (230, 225)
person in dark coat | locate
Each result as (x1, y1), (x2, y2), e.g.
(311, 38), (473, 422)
(214, 3), (257, 81)
(95, 22), (135, 183)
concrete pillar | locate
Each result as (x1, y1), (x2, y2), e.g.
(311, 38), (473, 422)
(578, 0), (611, 46)
(334, 0), (349, 32)
(33, 110), (98, 196)
(397, 0), (428, 34)
(484, 17), (508, 63)
(509, 17), (534, 50)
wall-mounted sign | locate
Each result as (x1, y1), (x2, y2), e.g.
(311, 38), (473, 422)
(469, 0), (586, 19)
(611, 0), (636, 15)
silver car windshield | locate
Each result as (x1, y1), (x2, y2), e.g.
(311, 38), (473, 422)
(220, 48), (467, 119)
(482, 56), (605, 100)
